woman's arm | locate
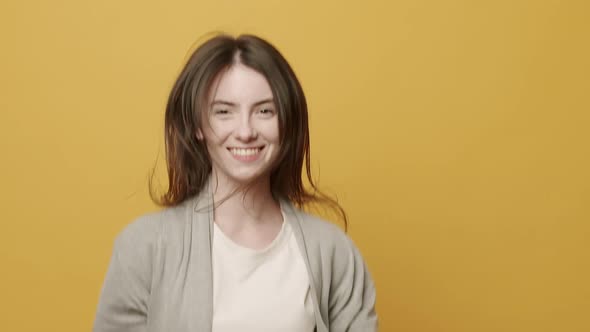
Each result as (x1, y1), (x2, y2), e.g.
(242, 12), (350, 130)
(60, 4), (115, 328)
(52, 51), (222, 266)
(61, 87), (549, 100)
(93, 218), (156, 332)
(328, 236), (378, 331)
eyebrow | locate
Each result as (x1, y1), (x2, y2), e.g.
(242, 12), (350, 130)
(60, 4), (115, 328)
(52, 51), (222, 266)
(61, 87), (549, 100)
(211, 98), (275, 107)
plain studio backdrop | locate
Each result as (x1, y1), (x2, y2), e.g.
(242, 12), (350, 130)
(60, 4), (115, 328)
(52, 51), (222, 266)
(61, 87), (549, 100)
(1, 0), (588, 331)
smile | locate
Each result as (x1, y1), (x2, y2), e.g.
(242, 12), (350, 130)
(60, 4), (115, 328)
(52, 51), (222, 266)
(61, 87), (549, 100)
(228, 146), (264, 162)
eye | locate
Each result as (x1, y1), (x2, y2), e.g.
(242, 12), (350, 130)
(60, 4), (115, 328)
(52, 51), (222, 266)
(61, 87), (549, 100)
(258, 108), (275, 116)
(212, 109), (231, 116)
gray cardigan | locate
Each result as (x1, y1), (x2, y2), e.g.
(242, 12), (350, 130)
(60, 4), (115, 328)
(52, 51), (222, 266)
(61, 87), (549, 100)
(93, 186), (378, 332)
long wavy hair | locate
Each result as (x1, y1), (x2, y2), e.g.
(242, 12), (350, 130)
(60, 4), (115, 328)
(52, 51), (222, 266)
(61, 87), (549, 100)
(150, 34), (347, 229)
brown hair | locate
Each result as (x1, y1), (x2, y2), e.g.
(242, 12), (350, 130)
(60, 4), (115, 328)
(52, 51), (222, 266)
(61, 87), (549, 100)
(150, 34), (347, 229)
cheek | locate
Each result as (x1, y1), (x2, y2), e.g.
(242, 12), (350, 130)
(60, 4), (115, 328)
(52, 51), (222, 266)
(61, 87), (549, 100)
(203, 121), (232, 144)
(260, 120), (280, 143)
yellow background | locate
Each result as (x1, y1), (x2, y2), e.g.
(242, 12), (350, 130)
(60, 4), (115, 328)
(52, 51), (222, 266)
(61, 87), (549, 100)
(1, 0), (589, 331)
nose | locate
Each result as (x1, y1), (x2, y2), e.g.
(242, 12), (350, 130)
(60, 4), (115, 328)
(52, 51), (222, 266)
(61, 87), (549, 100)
(235, 114), (257, 141)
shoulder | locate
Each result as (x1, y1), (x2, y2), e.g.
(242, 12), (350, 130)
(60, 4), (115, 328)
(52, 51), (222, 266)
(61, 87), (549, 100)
(295, 209), (348, 244)
(114, 211), (161, 250)
(112, 198), (195, 260)
(290, 207), (361, 262)
(291, 206), (374, 279)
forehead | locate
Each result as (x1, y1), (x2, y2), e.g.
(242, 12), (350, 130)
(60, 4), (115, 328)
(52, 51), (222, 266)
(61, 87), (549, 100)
(210, 63), (273, 103)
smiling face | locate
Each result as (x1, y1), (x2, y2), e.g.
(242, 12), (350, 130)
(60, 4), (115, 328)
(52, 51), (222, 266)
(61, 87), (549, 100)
(198, 62), (280, 188)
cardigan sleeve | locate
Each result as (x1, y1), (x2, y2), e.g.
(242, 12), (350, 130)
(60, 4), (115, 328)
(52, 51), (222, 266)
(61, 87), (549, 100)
(93, 217), (157, 332)
(328, 236), (378, 331)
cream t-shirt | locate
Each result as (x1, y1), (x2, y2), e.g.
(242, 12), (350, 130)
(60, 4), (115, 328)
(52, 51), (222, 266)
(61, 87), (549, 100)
(212, 212), (315, 331)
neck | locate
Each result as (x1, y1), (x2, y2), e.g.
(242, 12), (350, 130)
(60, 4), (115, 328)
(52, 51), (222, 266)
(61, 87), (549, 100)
(210, 171), (281, 227)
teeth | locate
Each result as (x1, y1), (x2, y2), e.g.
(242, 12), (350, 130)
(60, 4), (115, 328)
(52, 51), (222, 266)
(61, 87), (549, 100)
(230, 148), (260, 156)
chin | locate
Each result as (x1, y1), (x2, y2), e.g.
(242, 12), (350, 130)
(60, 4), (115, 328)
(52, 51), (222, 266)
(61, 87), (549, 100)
(222, 168), (271, 185)
(230, 173), (266, 184)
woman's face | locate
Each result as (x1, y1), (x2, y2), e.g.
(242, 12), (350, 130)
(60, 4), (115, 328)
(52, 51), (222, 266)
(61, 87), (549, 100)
(199, 63), (280, 186)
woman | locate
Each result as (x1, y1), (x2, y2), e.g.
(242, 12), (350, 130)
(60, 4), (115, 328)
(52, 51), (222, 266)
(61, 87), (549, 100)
(93, 34), (378, 332)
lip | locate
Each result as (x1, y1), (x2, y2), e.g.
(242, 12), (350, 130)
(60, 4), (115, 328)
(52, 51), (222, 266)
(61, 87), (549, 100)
(227, 146), (265, 163)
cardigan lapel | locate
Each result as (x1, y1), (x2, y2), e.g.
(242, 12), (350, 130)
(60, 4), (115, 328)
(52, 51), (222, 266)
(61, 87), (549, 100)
(188, 179), (215, 331)
(281, 199), (329, 332)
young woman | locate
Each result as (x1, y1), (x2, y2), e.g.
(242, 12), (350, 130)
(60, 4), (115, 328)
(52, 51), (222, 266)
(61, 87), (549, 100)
(93, 34), (378, 332)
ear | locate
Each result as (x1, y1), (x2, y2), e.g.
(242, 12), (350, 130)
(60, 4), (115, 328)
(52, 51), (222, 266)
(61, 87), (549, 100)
(196, 128), (204, 140)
